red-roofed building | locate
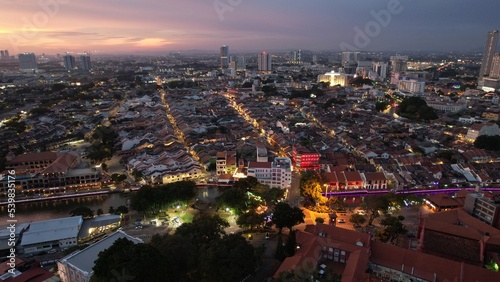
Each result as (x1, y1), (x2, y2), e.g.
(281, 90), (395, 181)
(272, 222), (500, 281)
(417, 208), (500, 265)
(362, 172), (388, 190)
(338, 171), (363, 190)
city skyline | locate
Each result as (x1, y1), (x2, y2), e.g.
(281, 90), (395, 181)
(1, 0), (499, 55)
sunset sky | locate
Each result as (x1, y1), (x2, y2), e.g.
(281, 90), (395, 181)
(1, 0), (499, 55)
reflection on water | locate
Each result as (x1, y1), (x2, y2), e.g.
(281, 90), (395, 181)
(0, 193), (129, 224)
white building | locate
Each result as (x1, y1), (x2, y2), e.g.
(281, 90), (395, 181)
(20, 216), (83, 254)
(317, 70), (349, 87)
(426, 100), (468, 113)
(397, 79), (425, 94)
(57, 230), (143, 282)
(247, 157), (292, 189)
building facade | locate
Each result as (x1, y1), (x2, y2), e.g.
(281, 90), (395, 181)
(18, 52), (37, 72)
(258, 51), (272, 73)
(247, 157), (292, 189)
(220, 45), (229, 69)
(292, 146), (319, 170)
(478, 30), (499, 85)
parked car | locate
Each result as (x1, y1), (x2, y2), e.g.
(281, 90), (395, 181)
(337, 219), (345, 223)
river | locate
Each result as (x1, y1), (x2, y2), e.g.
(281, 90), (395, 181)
(0, 193), (130, 224)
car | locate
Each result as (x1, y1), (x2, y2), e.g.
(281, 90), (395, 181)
(337, 219), (345, 223)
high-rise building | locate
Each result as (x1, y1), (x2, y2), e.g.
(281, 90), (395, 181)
(5, 50), (9, 59)
(372, 61), (388, 79)
(478, 30), (499, 83)
(63, 54), (75, 71)
(230, 55), (245, 71)
(18, 53), (37, 72)
(390, 55), (408, 73)
(489, 53), (500, 79)
(220, 45), (229, 69)
(258, 51), (272, 73)
(80, 54), (91, 71)
(0, 50), (4, 61)
(289, 50), (302, 64)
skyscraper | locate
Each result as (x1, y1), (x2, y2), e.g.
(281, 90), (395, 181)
(372, 62), (388, 79)
(478, 30), (499, 83)
(5, 50), (9, 59)
(230, 55), (246, 71)
(80, 54), (91, 71)
(390, 55), (408, 73)
(220, 45), (229, 69)
(490, 54), (500, 79)
(258, 51), (272, 73)
(290, 50), (302, 64)
(0, 50), (4, 61)
(18, 53), (37, 72)
(63, 54), (75, 71)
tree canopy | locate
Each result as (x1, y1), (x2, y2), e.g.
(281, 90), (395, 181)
(131, 181), (197, 215)
(91, 238), (168, 282)
(271, 202), (305, 233)
(396, 97), (438, 121)
(361, 195), (390, 225)
(474, 135), (500, 151)
(300, 171), (326, 205)
(69, 206), (94, 219)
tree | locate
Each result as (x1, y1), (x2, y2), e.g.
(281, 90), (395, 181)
(315, 217), (325, 224)
(131, 181), (197, 215)
(101, 163), (108, 173)
(396, 97), (437, 121)
(216, 187), (248, 215)
(149, 234), (197, 282)
(300, 171), (326, 205)
(114, 205), (129, 215)
(108, 206), (115, 214)
(362, 195), (390, 225)
(236, 210), (264, 231)
(375, 101), (390, 112)
(96, 208), (104, 216)
(474, 135), (500, 151)
(197, 234), (257, 282)
(91, 238), (169, 282)
(175, 214), (229, 247)
(271, 202), (305, 234)
(378, 215), (407, 243)
(349, 213), (366, 227)
(417, 105), (438, 120)
(131, 169), (143, 181)
(111, 173), (127, 183)
(70, 206), (94, 218)
(233, 176), (260, 191)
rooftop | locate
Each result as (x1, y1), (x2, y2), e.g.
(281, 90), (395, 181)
(61, 230), (142, 275)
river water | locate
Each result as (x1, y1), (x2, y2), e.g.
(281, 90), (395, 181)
(0, 193), (130, 224)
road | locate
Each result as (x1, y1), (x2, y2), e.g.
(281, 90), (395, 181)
(287, 171), (301, 207)
(248, 231), (280, 282)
